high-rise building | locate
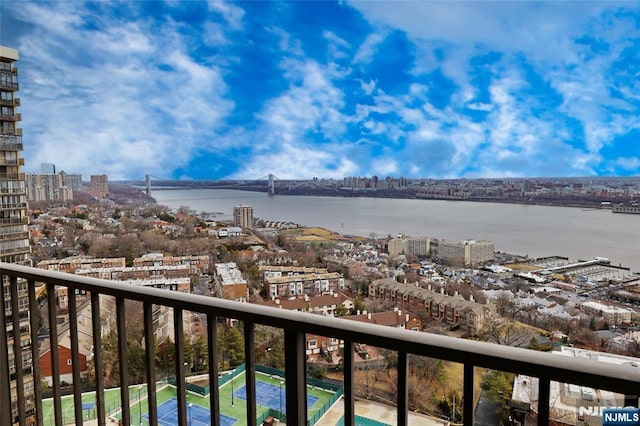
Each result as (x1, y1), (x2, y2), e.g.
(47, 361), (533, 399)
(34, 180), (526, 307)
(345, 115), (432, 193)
(26, 173), (73, 203)
(0, 45), (35, 425)
(90, 174), (108, 198)
(233, 204), (254, 229)
(60, 171), (82, 191)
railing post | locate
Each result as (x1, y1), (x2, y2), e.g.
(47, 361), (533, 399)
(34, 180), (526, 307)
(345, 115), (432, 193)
(91, 292), (106, 426)
(0, 273), (12, 426)
(207, 314), (220, 426)
(537, 377), (550, 426)
(28, 279), (43, 426)
(244, 322), (257, 426)
(68, 288), (83, 425)
(397, 351), (408, 426)
(143, 302), (158, 426)
(174, 308), (187, 425)
(463, 363), (474, 426)
(284, 329), (307, 426)
(9, 276), (26, 423)
(343, 340), (355, 426)
(116, 296), (131, 426)
(47, 282), (63, 425)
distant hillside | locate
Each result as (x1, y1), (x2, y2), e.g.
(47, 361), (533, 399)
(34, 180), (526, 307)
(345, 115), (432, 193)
(107, 184), (156, 205)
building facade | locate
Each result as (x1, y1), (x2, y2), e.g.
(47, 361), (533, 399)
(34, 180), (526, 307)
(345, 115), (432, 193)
(89, 174), (108, 198)
(368, 278), (493, 334)
(0, 45), (35, 425)
(26, 172), (73, 203)
(233, 204), (254, 229)
(388, 236), (431, 258)
(60, 171), (82, 191)
(436, 239), (494, 266)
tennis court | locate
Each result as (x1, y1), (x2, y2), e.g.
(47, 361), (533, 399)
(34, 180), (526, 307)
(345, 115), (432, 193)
(147, 397), (237, 426)
(233, 381), (319, 412)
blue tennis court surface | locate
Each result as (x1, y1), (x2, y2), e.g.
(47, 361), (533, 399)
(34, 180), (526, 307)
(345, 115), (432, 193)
(145, 397), (237, 426)
(233, 382), (319, 412)
(82, 402), (95, 411)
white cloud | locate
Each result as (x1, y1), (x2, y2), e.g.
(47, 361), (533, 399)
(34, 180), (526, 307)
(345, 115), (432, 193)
(466, 102), (493, 112)
(353, 31), (387, 65)
(233, 143), (357, 180)
(207, 0), (245, 30)
(15, 2), (235, 180)
(616, 157), (640, 171)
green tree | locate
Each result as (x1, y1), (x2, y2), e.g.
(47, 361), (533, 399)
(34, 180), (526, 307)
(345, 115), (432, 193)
(156, 337), (175, 378)
(221, 327), (245, 368)
(481, 370), (515, 422)
(334, 304), (348, 317)
(310, 365), (327, 380)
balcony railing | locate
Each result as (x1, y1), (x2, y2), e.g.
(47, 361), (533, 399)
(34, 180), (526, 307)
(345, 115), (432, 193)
(1, 262), (639, 426)
(0, 134), (23, 150)
(0, 113), (21, 122)
(0, 97), (20, 107)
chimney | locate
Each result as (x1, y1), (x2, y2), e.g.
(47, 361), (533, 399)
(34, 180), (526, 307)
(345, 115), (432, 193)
(367, 312), (372, 320)
(470, 294), (474, 303)
(428, 284), (432, 291)
(454, 291), (459, 297)
(363, 310), (367, 315)
(398, 309), (402, 317)
(334, 292), (338, 298)
(357, 310), (361, 315)
(405, 313), (409, 322)
(404, 278), (407, 284)
(441, 288), (445, 295)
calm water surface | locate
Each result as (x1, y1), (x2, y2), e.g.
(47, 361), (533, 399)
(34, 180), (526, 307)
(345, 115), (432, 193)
(152, 189), (640, 272)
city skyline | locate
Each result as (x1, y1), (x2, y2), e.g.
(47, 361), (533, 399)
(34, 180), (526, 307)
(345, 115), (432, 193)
(2, 1), (639, 181)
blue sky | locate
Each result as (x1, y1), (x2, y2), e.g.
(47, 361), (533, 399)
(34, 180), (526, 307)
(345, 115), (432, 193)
(2, 1), (639, 180)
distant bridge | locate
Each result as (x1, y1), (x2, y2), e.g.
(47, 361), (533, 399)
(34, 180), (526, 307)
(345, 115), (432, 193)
(129, 174), (281, 197)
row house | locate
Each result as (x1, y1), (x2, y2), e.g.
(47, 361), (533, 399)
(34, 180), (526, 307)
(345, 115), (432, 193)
(74, 264), (192, 281)
(36, 256), (126, 273)
(306, 333), (343, 356)
(369, 278), (493, 335)
(253, 291), (354, 317)
(132, 253), (210, 274)
(344, 308), (423, 331)
(258, 265), (329, 280)
(265, 272), (345, 299)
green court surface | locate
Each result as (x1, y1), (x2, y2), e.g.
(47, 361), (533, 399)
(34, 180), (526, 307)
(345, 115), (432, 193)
(42, 372), (337, 426)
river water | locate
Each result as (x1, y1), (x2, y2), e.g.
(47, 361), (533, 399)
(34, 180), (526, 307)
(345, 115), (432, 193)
(151, 189), (640, 272)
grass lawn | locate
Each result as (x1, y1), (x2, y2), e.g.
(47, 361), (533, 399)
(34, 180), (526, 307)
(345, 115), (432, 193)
(42, 372), (338, 426)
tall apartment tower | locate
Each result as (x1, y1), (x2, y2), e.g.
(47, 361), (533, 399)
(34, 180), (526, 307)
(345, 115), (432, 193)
(90, 173), (108, 198)
(0, 46), (35, 424)
(233, 205), (254, 229)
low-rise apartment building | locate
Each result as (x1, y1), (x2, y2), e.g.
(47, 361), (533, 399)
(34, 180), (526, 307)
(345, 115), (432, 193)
(213, 262), (248, 301)
(265, 271), (346, 298)
(580, 300), (634, 325)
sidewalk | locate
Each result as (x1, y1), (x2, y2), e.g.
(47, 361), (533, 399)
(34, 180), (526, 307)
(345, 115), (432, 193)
(318, 397), (451, 426)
